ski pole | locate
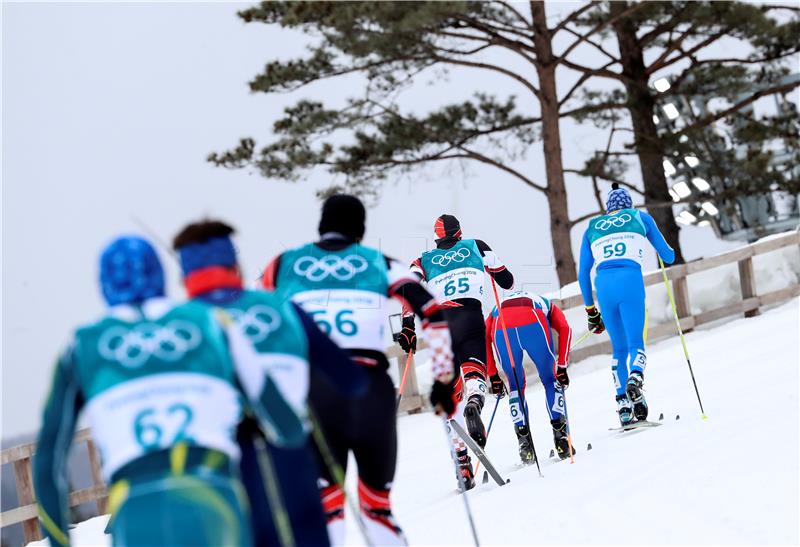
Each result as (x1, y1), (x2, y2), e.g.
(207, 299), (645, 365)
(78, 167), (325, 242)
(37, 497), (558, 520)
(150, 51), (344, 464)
(570, 330), (592, 351)
(443, 419), (480, 547)
(252, 434), (296, 547)
(474, 394), (502, 476)
(308, 407), (374, 547)
(395, 351), (414, 412)
(561, 393), (575, 465)
(659, 257), (707, 418)
(488, 277), (542, 477)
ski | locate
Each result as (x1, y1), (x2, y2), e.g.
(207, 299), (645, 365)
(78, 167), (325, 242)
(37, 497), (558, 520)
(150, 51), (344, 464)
(608, 420), (663, 432)
(450, 420), (509, 487)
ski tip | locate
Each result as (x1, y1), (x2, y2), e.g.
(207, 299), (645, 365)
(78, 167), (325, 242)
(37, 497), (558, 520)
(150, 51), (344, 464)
(587, 443), (592, 450)
(701, 414), (708, 420)
(549, 449), (555, 458)
(658, 412), (664, 421)
(676, 414), (681, 420)
(505, 478), (511, 484)
(482, 471), (489, 484)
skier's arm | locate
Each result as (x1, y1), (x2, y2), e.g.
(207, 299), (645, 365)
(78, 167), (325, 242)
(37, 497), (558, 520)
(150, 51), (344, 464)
(34, 345), (85, 547)
(260, 254), (283, 290)
(476, 240), (513, 289)
(578, 232), (596, 307)
(221, 311), (307, 448)
(292, 303), (367, 397)
(640, 212), (676, 265)
(409, 257), (425, 282)
(548, 304), (572, 366)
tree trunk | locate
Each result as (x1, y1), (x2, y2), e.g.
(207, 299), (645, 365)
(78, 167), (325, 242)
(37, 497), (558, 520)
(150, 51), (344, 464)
(531, 1), (578, 285)
(610, 1), (685, 263)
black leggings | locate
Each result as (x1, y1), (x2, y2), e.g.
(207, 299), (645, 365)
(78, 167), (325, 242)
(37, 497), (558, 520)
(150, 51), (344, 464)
(311, 368), (397, 493)
(446, 307), (488, 377)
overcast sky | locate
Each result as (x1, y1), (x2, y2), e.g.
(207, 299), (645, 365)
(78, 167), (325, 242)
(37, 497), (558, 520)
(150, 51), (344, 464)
(1, 1), (758, 439)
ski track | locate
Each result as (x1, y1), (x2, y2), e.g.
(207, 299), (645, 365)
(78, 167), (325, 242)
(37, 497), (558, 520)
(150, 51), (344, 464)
(348, 299), (800, 545)
(30, 300), (799, 546)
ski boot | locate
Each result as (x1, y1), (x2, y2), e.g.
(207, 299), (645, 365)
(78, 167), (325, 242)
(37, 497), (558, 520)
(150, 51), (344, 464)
(626, 371), (648, 421)
(464, 396), (487, 448)
(616, 394), (634, 427)
(551, 418), (576, 460)
(515, 425), (535, 465)
(456, 449), (476, 491)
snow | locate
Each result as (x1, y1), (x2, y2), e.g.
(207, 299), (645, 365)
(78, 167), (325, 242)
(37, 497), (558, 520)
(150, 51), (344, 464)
(31, 299), (799, 546)
(27, 516), (110, 547)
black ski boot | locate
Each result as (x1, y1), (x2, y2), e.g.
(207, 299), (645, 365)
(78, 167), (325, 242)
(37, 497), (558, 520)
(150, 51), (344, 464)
(551, 418), (576, 460)
(456, 449), (476, 491)
(515, 425), (535, 465)
(626, 371), (648, 421)
(616, 394), (634, 426)
(464, 397), (487, 448)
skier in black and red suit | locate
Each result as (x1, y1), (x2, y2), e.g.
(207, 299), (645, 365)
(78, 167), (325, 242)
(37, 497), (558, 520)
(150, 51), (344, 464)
(398, 214), (513, 488)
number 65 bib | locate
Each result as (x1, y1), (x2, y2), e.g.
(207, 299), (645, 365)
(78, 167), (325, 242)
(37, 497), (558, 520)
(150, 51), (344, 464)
(421, 239), (485, 302)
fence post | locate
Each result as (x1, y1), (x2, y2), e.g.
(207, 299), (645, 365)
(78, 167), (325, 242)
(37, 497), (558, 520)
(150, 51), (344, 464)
(738, 256), (760, 318)
(86, 438), (108, 514)
(13, 457), (42, 543)
(672, 274), (693, 332)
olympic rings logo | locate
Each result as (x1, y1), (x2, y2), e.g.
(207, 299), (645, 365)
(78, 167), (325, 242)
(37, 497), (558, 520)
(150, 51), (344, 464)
(595, 213), (632, 231)
(430, 248), (471, 267)
(98, 320), (202, 368)
(293, 255), (368, 282)
(229, 305), (282, 344)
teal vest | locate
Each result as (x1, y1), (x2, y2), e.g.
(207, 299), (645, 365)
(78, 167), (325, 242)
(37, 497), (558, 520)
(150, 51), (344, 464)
(421, 239), (485, 301)
(585, 208), (648, 267)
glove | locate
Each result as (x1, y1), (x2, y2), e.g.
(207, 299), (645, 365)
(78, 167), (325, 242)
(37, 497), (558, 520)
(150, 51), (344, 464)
(397, 316), (417, 353)
(555, 364), (569, 388)
(430, 377), (458, 417)
(424, 321), (455, 383)
(586, 305), (605, 334)
(489, 374), (506, 397)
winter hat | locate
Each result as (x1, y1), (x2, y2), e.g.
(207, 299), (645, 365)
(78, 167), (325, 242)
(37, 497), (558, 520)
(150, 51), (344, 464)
(99, 236), (165, 306)
(173, 220), (238, 276)
(318, 194), (366, 241)
(606, 183), (633, 212)
(434, 214), (462, 242)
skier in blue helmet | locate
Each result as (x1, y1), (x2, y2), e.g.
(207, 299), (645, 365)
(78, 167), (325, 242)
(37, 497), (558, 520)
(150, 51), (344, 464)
(34, 235), (307, 546)
(578, 184), (676, 426)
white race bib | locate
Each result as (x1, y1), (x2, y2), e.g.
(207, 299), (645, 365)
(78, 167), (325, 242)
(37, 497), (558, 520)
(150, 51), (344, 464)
(85, 372), (242, 479)
(428, 267), (484, 302)
(590, 232), (648, 267)
(293, 289), (387, 352)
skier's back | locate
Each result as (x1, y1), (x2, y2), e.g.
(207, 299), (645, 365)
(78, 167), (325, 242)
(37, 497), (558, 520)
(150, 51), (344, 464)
(33, 237), (307, 546)
(261, 195), (457, 545)
(578, 184), (675, 425)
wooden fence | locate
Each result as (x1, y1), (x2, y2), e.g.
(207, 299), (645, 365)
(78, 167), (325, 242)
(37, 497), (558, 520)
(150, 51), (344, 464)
(2, 230), (798, 545)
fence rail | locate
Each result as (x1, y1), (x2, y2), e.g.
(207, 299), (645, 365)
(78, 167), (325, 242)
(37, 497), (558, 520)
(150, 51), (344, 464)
(2, 231), (798, 545)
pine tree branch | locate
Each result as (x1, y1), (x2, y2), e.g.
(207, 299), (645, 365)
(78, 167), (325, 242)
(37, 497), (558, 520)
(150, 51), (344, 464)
(559, 58), (629, 84)
(558, 59), (618, 108)
(644, 21), (701, 74)
(564, 169), (644, 195)
(556, 1), (647, 63)
(675, 79), (800, 136)
(638, 3), (697, 46)
(551, 2), (600, 35)
(457, 145), (547, 192)
(492, 1), (533, 30)
(561, 25), (619, 64)
(647, 29), (728, 75)
(430, 53), (541, 97)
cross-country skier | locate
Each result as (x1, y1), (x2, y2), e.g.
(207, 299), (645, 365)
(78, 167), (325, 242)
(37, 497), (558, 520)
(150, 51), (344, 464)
(578, 184), (675, 425)
(34, 236), (308, 547)
(485, 290), (576, 461)
(399, 214), (513, 485)
(261, 195), (457, 546)
(172, 219), (367, 547)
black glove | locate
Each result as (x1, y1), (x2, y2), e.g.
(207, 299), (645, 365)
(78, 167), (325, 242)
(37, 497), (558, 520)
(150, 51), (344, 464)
(397, 316), (416, 353)
(586, 305), (605, 334)
(489, 374), (506, 397)
(430, 377), (457, 417)
(555, 364), (569, 388)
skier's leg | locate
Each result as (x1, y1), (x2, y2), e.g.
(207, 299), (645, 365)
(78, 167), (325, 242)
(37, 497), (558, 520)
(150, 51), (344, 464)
(495, 326), (526, 428)
(351, 371), (406, 546)
(619, 271), (648, 420)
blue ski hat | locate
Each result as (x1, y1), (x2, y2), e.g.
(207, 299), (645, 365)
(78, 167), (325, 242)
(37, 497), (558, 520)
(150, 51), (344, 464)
(99, 236), (165, 306)
(606, 183), (633, 212)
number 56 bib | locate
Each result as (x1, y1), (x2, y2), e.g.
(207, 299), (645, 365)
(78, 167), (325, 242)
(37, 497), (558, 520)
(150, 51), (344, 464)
(421, 239), (485, 302)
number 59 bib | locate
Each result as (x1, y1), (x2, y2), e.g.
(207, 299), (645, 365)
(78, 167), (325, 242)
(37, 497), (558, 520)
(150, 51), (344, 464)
(586, 209), (648, 267)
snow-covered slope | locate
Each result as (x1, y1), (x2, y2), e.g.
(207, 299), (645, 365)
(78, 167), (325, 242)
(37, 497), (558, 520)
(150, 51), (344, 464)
(32, 299), (799, 546)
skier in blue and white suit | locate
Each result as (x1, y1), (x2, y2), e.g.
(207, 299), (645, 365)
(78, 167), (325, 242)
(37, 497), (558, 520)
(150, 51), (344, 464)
(578, 183), (675, 425)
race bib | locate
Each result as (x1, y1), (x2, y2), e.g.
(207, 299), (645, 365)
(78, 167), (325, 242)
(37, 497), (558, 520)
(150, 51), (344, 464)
(84, 372), (241, 479)
(292, 289), (387, 352)
(427, 267), (484, 302)
(590, 232), (648, 267)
